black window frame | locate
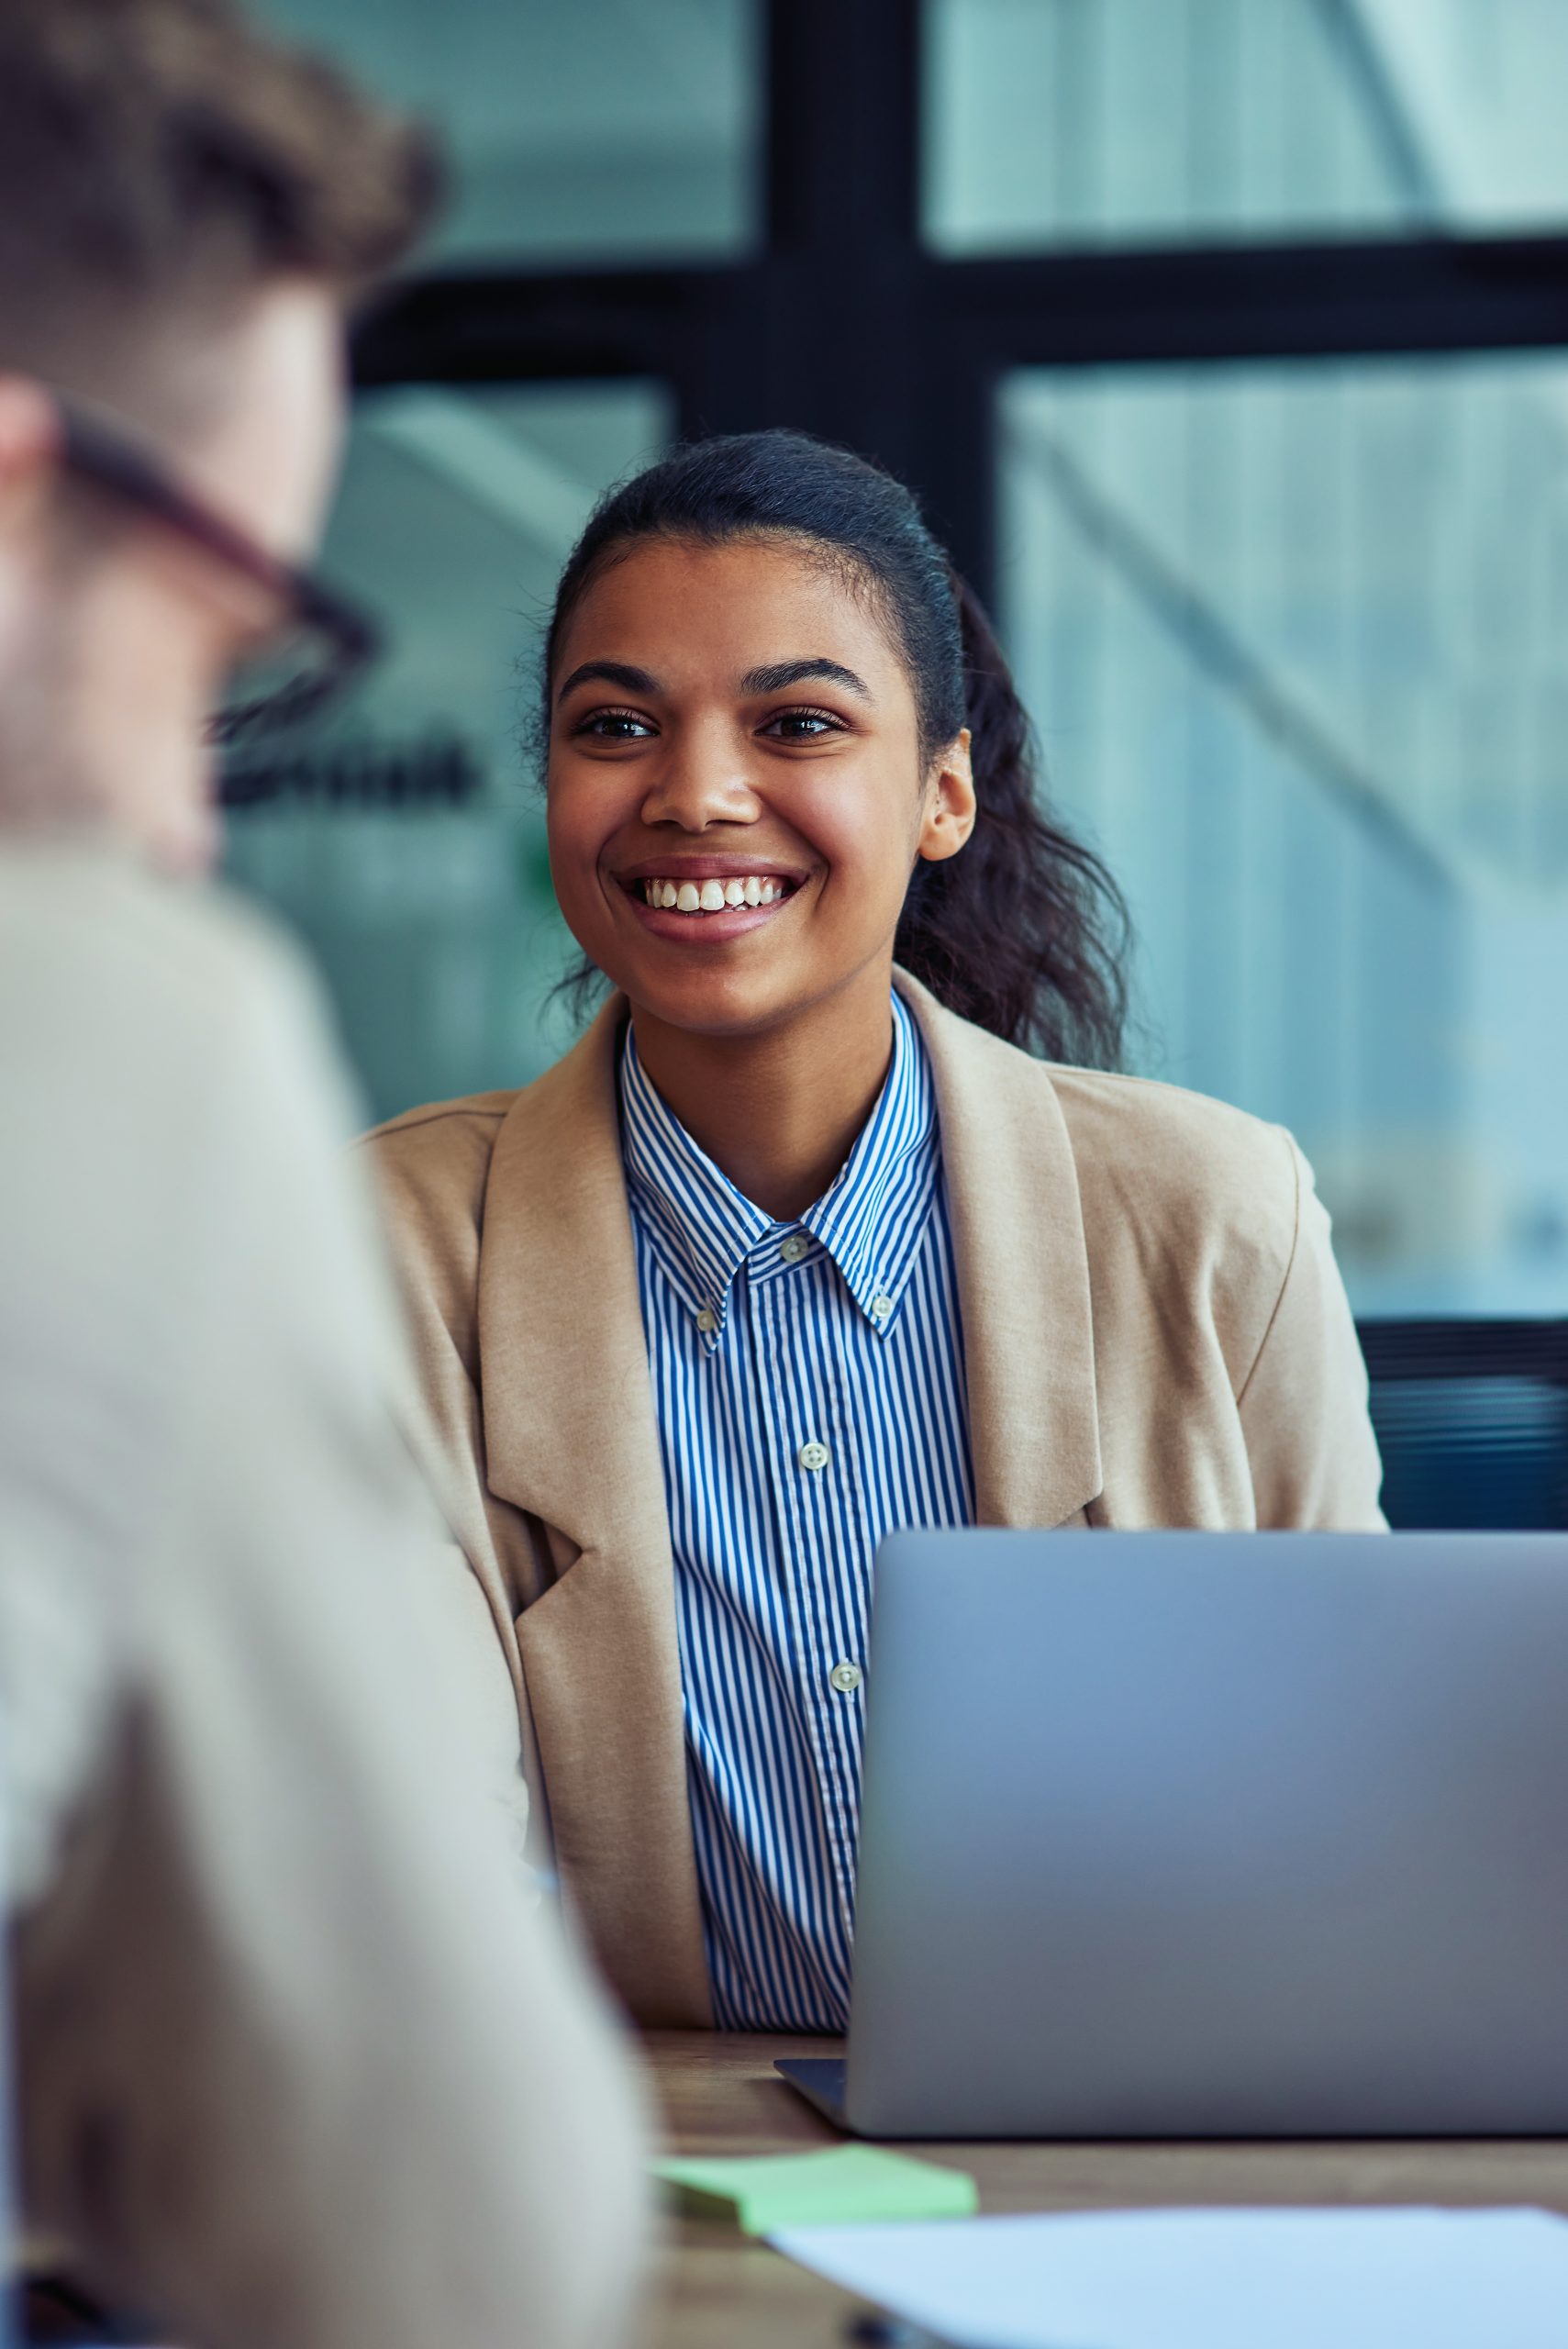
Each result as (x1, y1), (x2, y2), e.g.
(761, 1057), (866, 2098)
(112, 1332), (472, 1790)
(352, 0), (1568, 611)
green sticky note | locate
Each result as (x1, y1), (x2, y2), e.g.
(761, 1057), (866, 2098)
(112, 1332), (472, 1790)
(653, 2144), (979, 2234)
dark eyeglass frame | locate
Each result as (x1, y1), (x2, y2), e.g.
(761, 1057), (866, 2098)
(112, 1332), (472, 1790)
(54, 391), (381, 742)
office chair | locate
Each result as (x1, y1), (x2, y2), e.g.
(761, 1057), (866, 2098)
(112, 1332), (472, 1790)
(1357, 1321), (1568, 1532)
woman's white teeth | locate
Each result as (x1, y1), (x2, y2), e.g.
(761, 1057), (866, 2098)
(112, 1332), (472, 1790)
(642, 875), (784, 913)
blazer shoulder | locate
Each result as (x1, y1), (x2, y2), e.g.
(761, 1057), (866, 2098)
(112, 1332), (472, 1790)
(357, 1001), (622, 1277)
(356, 1088), (523, 1281)
(911, 981), (1305, 1273)
(361, 1088), (516, 1180)
(1043, 1062), (1304, 1270)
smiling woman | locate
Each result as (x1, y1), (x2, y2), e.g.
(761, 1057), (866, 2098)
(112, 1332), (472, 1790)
(543, 525), (984, 1214)
(361, 429), (1385, 2034)
(542, 431), (1128, 1065)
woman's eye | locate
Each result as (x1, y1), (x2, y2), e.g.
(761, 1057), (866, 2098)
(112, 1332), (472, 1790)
(762, 707), (846, 740)
(574, 707), (656, 741)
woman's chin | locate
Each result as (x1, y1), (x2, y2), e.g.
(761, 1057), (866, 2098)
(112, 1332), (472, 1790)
(617, 956), (815, 1041)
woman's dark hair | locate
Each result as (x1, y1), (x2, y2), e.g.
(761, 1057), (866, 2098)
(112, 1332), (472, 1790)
(542, 429), (1130, 1067)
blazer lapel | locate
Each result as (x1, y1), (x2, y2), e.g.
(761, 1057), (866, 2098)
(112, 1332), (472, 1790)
(897, 971), (1104, 1528)
(476, 997), (712, 2025)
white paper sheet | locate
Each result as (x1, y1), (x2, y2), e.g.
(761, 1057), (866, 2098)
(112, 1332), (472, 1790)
(771, 2205), (1568, 2349)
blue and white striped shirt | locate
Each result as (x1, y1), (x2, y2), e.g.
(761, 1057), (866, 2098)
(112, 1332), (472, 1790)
(619, 992), (974, 2031)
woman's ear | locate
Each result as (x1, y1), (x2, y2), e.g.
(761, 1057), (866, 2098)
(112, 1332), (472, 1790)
(917, 728), (977, 864)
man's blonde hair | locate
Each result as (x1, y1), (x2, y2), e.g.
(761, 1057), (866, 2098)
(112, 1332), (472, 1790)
(0, 0), (440, 414)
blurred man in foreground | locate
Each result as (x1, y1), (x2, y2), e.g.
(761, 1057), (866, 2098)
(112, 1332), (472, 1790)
(0, 5), (648, 2347)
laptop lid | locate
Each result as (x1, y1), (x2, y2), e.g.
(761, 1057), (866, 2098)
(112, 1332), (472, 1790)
(844, 1529), (1568, 2139)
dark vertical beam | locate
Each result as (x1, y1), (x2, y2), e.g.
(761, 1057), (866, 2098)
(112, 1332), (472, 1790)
(760, 0), (1000, 604)
(758, 0), (924, 476)
(915, 348), (999, 607)
(767, 0), (919, 251)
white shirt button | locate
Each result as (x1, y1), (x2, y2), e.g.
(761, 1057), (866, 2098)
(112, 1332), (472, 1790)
(695, 1308), (717, 1334)
(781, 1232), (809, 1264)
(797, 1439), (830, 1473)
(870, 1292), (894, 1322)
(829, 1661), (862, 1695)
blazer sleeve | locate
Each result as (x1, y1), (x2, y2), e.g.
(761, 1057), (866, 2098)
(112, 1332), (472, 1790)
(1236, 1136), (1387, 1530)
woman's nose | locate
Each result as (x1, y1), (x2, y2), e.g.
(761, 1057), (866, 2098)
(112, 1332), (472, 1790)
(639, 742), (762, 831)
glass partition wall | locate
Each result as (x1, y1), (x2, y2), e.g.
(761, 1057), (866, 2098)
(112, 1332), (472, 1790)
(927, 0), (1568, 251)
(239, 0), (1568, 1358)
(1001, 353), (1568, 1316)
(257, 0), (761, 266)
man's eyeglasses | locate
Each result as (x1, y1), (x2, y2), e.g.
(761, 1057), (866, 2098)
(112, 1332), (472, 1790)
(55, 392), (381, 745)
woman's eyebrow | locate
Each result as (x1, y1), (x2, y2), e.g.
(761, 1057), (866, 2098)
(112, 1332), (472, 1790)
(555, 659), (662, 706)
(741, 657), (873, 701)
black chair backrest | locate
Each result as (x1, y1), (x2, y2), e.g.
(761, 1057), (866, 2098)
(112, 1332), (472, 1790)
(1, 1810), (14, 2349)
(1357, 1321), (1568, 1531)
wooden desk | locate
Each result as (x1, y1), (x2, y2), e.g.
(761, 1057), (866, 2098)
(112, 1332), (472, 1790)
(644, 2032), (1568, 2348)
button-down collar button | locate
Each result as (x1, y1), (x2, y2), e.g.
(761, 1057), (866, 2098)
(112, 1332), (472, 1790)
(695, 1307), (717, 1334)
(781, 1231), (809, 1264)
(829, 1660), (862, 1695)
(870, 1292), (894, 1322)
(797, 1439), (830, 1473)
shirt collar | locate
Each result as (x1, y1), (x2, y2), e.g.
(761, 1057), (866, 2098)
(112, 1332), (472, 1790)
(618, 1027), (768, 1329)
(618, 992), (940, 1342)
(799, 992), (939, 1330)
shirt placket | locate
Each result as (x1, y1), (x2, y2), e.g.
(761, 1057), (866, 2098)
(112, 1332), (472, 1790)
(747, 1252), (872, 1942)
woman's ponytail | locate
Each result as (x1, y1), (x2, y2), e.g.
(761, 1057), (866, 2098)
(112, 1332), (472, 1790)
(543, 429), (1132, 1067)
(894, 574), (1129, 1066)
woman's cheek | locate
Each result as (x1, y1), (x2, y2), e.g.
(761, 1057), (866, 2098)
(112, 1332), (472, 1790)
(795, 788), (915, 921)
(546, 785), (603, 896)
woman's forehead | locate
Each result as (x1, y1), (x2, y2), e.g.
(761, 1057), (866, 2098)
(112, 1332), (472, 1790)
(553, 533), (906, 691)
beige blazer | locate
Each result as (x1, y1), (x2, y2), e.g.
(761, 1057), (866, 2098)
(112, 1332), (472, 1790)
(363, 969), (1385, 2028)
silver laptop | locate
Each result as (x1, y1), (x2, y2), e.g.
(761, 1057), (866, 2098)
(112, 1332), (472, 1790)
(776, 1530), (1568, 2139)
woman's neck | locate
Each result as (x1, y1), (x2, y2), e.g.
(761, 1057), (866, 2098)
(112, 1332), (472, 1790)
(629, 961), (896, 1222)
